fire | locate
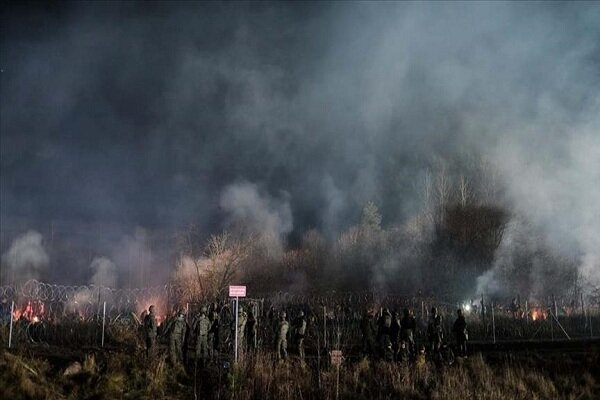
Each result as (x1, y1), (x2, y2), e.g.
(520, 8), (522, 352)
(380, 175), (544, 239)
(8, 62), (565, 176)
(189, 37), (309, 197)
(136, 298), (167, 324)
(530, 307), (547, 321)
(12, 300), (45, 322)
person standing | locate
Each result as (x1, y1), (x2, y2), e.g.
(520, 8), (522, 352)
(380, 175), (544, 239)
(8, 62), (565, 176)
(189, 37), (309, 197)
(195, 307), (211, 366)
(427, 306), (443, 355)
(293, 310), (307, 360)
(360, 309), (377, 359)
(453, 308), (468, 357)
(400, 308), (417, 357)
(276, 311), (289, 360)
(143, 305), (158, 357)
(169, 310), (187, 367)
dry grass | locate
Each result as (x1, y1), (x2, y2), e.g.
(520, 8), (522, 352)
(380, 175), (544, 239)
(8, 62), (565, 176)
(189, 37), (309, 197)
(0, 346), (598, 400)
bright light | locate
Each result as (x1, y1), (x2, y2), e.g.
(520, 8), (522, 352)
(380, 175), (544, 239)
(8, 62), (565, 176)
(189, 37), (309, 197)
(463, 304), (471, 312)
(33, 316), (40, 323)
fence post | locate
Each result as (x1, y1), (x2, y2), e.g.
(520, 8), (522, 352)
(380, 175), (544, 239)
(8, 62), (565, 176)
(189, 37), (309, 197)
(234, 296), (240, 364)
(580, 293), (585, 328)
(8, 301), (14, 348)
(323, 306), (327, 349)
(550, 305), (554, 342)
(589, 306), (593, 338)
(101, 301), (106, 347)
(491, 301), (496, 344)
(481, 294), (485, 332)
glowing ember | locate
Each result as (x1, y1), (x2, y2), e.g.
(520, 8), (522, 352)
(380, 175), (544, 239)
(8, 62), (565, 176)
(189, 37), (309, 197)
(530, 307), (547, 321)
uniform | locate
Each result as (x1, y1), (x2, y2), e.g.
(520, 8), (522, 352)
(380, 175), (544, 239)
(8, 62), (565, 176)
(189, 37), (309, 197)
(195, 309), (211, 364)
(427, 308), (443, 354)
(276, 313), (289, 360)
(400, 309), (417, 357)
(293, 312), (307, 360)
(144, 306), (158, 357)
(360, 311), (377, 359)
(453, 310), (468, 357)
(169, 313), (187, 366)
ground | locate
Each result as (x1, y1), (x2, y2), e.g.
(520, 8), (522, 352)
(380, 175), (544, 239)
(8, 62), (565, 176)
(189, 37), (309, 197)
(1, 339), (599, 399)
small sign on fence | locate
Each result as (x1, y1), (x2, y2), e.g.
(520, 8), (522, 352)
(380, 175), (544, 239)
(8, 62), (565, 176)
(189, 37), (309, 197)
(330, 350), (343, 366)
(229, 285), (246, 298)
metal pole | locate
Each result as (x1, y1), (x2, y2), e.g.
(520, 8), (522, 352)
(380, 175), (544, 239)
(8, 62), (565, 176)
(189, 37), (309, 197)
(550, 308), (554, 342)
(481, 294), (485, 330)
(234, 296), (239, 363)
(323, 306), (327, 349)
(97, 286), (102, 320)
(491, 301), (496, 344)
(101, 301), (106, 347)
(589, 306), (593, 338)
(8, 301), (15, 348)
(336, 363), (340, 400)
(580, 293), (585, 328)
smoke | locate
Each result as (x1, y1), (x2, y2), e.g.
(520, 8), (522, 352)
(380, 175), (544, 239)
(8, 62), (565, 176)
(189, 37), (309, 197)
(220, 181), (292, 255)
(1, 3), (599, 293)
(1, 230), (49, 284)
(89, 256), (117, 287)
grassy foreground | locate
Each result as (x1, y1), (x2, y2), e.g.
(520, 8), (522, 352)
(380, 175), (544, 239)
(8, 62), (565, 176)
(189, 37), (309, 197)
(1, 345), (598, 400)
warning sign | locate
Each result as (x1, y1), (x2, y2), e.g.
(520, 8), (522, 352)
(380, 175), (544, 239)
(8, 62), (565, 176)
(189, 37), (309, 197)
(229, 285), (247, 297)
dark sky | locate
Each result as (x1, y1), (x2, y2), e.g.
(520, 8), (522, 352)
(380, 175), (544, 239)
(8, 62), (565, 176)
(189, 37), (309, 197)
(1, 2), (599, 285)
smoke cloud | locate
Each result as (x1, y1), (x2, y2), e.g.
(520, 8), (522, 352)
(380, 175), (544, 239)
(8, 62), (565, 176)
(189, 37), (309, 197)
(1, 3), (599, 293)
(220, 181), (292, 254)
(1, 230), (49, 284)
(89, 256), (117, 288)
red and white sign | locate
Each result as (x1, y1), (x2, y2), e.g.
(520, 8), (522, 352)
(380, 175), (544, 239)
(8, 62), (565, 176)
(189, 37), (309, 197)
(229, 285), (247, 298)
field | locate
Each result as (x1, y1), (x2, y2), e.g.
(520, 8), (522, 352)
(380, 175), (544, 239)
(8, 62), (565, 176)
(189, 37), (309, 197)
(1, 329), (599, 400)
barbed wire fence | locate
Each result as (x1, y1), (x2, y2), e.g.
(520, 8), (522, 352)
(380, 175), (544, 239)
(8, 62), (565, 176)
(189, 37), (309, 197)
(1, 280), (599, 352)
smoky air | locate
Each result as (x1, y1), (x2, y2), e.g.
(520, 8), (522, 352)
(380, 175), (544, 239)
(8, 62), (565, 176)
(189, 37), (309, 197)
(1, 2), (599, 300)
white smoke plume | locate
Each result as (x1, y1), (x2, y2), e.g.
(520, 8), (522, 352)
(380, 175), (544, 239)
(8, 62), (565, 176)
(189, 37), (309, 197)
(220, 181), (293, 255)
(89, 256), (117, 288)
(1, 230), (49, 284)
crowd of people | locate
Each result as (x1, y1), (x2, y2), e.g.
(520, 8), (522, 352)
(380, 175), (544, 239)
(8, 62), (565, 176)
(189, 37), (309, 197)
(141, 303), (468, 370)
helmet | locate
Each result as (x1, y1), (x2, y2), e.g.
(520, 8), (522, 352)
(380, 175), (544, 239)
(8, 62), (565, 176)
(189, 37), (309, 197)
(280, 311), (287, 318)
(298, 310), (304, 318)
(201, 306), (208, 314)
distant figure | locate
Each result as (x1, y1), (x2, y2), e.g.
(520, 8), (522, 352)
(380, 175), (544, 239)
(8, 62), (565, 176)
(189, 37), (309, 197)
(143, 305), (158, 357)
(235, 306), (247, 356)
(208, 308), (220, 361)
(390, 311), (400, 359)
(276, 311), (289, 360)
(169, 310), (187, 367)
(293, 310), (307, 360)
(400, 308), (417, 357)
(453, 308), (468, 357)
(377, 308), (393, 361)
(195, 306), (211, 365)
(360, 309), (377, 359)
(427, 306), (443, 354)
(246, 309), (257, 351)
